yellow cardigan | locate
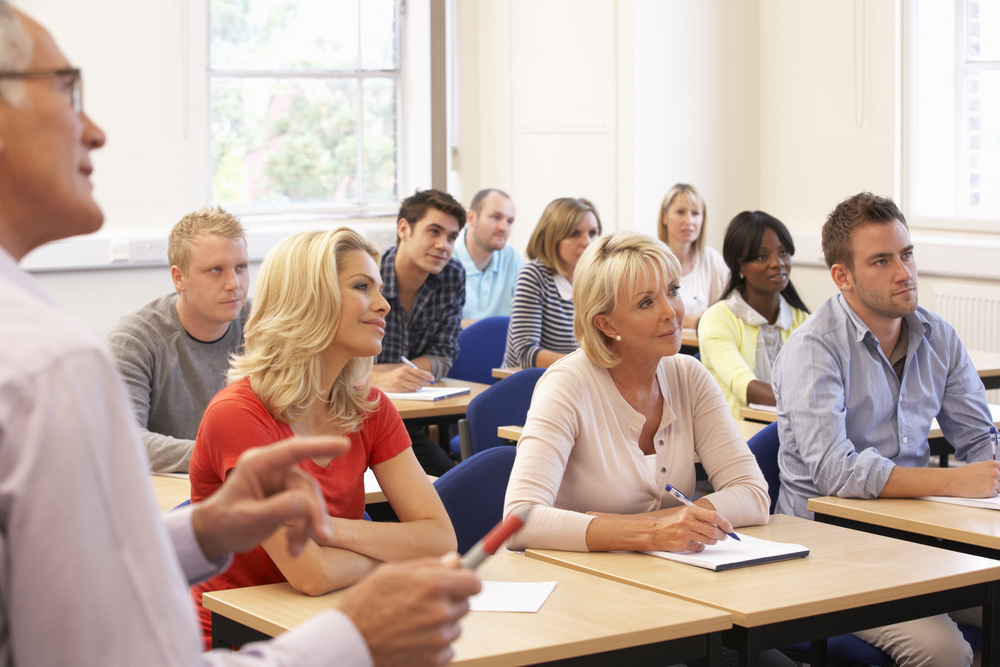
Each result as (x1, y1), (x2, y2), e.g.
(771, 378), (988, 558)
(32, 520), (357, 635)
(698, 298), (809, 420)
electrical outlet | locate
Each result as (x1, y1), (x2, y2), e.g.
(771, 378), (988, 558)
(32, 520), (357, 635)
(108, 239), (131, 263)
(132, 238), (168, 263)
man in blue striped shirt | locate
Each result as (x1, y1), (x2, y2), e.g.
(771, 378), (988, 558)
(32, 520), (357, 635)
(773, 191), (998, 666)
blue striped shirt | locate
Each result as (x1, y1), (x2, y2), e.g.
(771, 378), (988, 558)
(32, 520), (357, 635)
(773, 294), (994, 519)
(503, 260), (577, 368)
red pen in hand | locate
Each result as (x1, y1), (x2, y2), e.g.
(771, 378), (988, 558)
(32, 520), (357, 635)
(460, 506), (533, 569)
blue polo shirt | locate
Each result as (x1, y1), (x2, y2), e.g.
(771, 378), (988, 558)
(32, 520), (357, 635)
(453, 228), (524, 320)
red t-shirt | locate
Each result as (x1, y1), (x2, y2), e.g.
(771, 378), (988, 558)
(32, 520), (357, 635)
(189, 378), (410, 648)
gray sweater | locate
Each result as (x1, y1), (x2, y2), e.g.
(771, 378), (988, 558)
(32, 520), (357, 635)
(107, 293), (248, 473)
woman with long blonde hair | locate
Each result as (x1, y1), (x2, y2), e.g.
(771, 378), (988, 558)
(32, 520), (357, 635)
(189, 228), (456, 648)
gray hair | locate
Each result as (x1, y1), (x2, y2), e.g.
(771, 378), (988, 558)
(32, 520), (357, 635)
(0, 2), (33, 107)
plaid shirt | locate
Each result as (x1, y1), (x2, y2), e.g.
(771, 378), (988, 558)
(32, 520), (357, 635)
(376, 246), (465, 379)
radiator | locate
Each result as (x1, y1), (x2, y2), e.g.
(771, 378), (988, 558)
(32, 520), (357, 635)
(931, 283), (1000, 404)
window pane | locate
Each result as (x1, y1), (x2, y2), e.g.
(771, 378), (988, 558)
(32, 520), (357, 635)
(212, 78), (358, 206)
(210, 0), (359, 71)
(363, 78), (397, 203)
(969, 0), (1000, 62)
(970, 70), (1000, 217)
(361, 0), (397, 70)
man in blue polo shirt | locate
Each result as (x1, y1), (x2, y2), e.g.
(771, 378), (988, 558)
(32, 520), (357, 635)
(454, 189), (523, 327)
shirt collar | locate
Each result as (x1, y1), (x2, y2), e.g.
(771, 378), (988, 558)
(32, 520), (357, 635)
(836, 293), (931, 347)
(455, 228), (498, 276)
(725, 290), (794, 328)
(0, 245), (55, 305)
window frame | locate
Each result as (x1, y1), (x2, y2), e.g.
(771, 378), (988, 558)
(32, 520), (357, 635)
(902, 0), (1000, 233)
(205, 0), (405, 219)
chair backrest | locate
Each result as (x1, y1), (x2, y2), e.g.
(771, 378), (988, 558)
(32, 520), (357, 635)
(433, 446), (518, 554)
(446, 316), (510, 385)
(746, 421), (780, 514)
(466, 367), (545, 456)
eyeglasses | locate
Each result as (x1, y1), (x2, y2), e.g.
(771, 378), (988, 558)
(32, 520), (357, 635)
(0, 68), (83, 114)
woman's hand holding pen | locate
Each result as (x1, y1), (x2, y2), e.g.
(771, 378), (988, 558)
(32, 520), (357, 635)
(647, 506), (734, 553)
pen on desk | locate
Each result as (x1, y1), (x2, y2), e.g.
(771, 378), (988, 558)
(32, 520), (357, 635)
(992, 426), (998, 461)
(461, 506), (533, 569)
(664, 483), (740, 541)
(400, 355), (419, 370)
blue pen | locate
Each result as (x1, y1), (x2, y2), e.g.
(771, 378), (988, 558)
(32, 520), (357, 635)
(665, 483), (741, 541)
(400, 355), (419, 370)
(992, 427), (998, 462)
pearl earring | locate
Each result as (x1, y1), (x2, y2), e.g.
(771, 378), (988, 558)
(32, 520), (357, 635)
(615, 335), (622, 341)
(739, 272), (744, 280)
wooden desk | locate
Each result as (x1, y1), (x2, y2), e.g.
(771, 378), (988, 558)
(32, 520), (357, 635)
(969, 348), (1000, 391)
(527, 514), (1000, 667)
(151, 471), (411, 511)
(390, 378), (490, 447)
(151, 474), (189, 513)
(499, 420), (765, 446)
(388, 379), (489, 420)
(810, 496), (1000, 560)
(738, 407), (776, 424)
(204, 553), (732, 666)
(493, 366), (521, 380)
(682, 328), (699, 348)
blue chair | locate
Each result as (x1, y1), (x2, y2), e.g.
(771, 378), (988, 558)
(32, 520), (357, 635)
(746, 422), (893, 665)
(433, 446), (518, 554)
(446, 316), (510, 386)
(453, 367), (545, 459)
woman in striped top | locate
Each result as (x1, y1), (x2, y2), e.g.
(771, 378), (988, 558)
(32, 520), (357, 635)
(503, 197), (601, 368)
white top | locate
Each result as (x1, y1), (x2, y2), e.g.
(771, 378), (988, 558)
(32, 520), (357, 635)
(0, 247), (370, 667)
(724, 290), (794, 385)
(680, 246), (729, 318)
(503, 350), (770, 552)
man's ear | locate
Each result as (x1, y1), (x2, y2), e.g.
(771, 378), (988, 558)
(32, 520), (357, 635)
(830, 263), (853, 292)
(593, 313), (617, 340)
(397, 218), (411, 244)
(466, 209), (477, 227)
(170, 265), (186, 293)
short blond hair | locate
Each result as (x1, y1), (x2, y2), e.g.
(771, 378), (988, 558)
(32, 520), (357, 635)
(573, 231), (681, 368)
(228, 228), (380, 429)
(527, 197), (602, 278)
(657, 183), (706, 253)
(168, 207), (246, 273)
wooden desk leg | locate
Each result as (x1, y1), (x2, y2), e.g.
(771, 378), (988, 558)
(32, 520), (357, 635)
(984, 580), (998, 667)
(810, 637), (827, 667)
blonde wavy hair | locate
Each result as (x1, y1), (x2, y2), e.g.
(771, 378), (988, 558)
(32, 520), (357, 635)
(573, 231), (681, 368)
(526, 197), (602, 278)
(228, 228), (380, 429)
(657, 183), (706, 253)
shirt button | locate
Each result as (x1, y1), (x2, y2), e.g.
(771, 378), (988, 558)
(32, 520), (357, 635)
(658, 440), (664, 446)
(903, 436), (908, 443)
(661, 467), (666, 473)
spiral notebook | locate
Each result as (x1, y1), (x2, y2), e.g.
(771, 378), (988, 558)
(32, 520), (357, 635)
(642, 533), (809, 571)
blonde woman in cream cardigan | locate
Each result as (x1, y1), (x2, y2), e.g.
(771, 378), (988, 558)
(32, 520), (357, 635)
(503, 231), (769, 556)
(698, 211), (810, 420)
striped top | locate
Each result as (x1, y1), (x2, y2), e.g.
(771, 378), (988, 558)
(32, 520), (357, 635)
(503, 259), (578, 368)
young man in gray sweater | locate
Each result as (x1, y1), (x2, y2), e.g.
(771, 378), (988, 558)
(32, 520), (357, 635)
(108, 208), (250, 472)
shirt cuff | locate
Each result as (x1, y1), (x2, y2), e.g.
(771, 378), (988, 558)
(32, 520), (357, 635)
(426, 355), (450, 381)
(164, 505), (232, 585)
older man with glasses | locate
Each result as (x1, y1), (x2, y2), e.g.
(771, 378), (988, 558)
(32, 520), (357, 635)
(0, 4), (479, 666)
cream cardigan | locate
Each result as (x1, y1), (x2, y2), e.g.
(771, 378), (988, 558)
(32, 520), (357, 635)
(502, 350), (770, 552)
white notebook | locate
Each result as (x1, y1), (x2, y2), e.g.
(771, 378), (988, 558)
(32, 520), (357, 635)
(642, 533), (809, 571)
(917, 495), (1000, 510)
(384, 386), (471, 401)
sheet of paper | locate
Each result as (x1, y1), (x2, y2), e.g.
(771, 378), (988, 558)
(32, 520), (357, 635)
(917, 495), (1000, 510)
(151, 472), (190, 480)
(469, 581), (557, 612)
(748, 402), (777, 413)
(643, 532), (809, 571)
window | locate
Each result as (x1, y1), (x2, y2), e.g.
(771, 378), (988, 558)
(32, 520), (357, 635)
(906, 0), (1000, 227)
(209, 0), (400, 214)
